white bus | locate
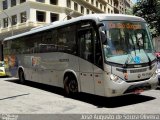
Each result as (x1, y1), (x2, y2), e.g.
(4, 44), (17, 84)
(3, 14), (159, 97)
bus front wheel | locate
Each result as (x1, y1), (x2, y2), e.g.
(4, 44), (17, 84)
(64, 75), (78, 96)
(19, 69), (25, 84)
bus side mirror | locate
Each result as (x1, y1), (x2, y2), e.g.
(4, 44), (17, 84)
(97, 23), (104, 28)
(101, 31), (107, 44)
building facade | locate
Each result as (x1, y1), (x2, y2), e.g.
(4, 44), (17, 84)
(0, 0), (133, 59)
(114, 0), (134, 14)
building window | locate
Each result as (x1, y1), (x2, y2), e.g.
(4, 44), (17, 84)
(74, 2), (78, 11)
(12, 15), (17, 25)
(67, 0), (71, 8)
(81, 6), (84, 14)
(20, 11), (27, 23)
(50, 0), (57, 5)
(3, 18), (8, 28)
(87, 9), (90, 14)
(20, 0), (26, 3)
(96, 1), (98, 7)
(108, 8), (110, 13)
(104, 6), (106, 12)
(36, 11), (46, 22)
(36, 0), (45, 2)
(100, 4), (102, 10)
(91, 0), (94, 5)
(50, 13), (58, 22)
(11, 0), (16, 7)
(3, 0), (8, 10)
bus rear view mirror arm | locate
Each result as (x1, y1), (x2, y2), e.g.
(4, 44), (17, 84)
(97, 23), (104, 28)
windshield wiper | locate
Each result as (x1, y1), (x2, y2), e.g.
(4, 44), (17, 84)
(123, 41), (137, 69)
(143, 49), (152, 70)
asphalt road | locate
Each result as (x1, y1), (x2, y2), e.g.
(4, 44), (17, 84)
(0, 77), (160, 114)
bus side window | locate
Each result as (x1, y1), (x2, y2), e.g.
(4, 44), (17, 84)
(79, 29), (93, 63)
(95, 30), (103, 68)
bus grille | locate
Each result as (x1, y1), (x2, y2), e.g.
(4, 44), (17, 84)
(130, 68), (147, 73)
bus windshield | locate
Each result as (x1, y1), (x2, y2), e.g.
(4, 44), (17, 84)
(101, 21), (155, 64)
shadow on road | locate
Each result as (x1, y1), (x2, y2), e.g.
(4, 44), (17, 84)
(6, 79), (156, 108)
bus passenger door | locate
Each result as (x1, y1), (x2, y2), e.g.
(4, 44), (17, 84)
(78, 29), (95, 94)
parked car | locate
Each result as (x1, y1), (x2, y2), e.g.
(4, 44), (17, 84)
(0, 61), (6, 77)
(155, 51), (160, 60)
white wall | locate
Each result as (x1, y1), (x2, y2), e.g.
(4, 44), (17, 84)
(29, 8), (36, 22)
(59, 0), (67, 7)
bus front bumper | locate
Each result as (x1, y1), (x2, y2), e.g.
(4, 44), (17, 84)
(105, 75), (158, 97)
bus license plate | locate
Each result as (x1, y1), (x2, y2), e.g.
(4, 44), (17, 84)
(134, 89), (144, 94)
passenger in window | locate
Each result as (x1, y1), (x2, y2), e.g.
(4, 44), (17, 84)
(137, 33), (143, 47)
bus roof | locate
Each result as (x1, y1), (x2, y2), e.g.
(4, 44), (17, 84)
(4, 14), (145, 41)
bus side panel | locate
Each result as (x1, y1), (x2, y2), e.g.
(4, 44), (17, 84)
(93, 65), (105, 96)
(19, 52), (79, 88)
(79, 58), (95, 94)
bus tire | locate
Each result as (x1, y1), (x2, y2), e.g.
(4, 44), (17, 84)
(19, 69), (25, 84)
(64, 74), (78, 96)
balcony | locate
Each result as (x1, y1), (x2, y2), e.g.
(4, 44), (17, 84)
(124, 0), (131, 8)
(113, 0), (119, 13)
(113, 0), (119, 6)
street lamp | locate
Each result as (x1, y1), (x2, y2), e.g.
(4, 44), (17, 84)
(0, 0), (13, 36)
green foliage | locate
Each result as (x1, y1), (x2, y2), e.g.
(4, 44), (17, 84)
(133, 0), (160, 37)
(126, 8), (133, 15)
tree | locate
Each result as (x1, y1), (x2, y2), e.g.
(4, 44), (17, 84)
(126, 8), (133, 15)
(133, 0), (160, 37)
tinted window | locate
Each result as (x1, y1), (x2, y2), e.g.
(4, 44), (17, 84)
(57, 25), (77, 55)
(79, 29), (93, 62)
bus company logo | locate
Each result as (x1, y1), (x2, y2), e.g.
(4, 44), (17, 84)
(134, 56), (141, 64)
(137, 74), (141, 78)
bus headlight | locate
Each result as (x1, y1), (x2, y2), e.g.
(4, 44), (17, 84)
(152, 70), (158, 78)
(110, 74), (124, 84)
